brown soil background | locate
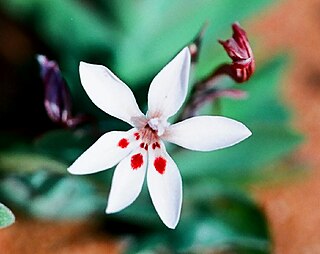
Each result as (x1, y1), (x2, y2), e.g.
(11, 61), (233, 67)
(1, 0), (320, 253)
(251, 0), (320, 253)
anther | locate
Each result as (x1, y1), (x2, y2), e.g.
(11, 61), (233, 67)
(134, 133), (140, 140)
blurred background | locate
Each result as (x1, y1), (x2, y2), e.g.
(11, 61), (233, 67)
(0, 0), (319, 253)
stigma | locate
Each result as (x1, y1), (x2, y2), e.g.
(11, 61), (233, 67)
(147, 117), (168, 136)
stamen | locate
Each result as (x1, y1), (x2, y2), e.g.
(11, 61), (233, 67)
(134, 132), (140, 140)
(118, 138), (129, 148)
(131, 153), (143, 170)
(147, 117), (168, 136)
(154, 156), (166, 174)
(152, 142), (160, 150)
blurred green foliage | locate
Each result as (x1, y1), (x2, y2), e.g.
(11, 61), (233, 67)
(0, 0), (301, 253)
(0, 0), (274, 116)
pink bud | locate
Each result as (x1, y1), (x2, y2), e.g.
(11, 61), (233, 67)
(219, 22), (255, 83)
(179, 23), (254, 120)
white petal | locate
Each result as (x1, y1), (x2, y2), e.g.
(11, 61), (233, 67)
(106, 148), (147, 213)
(80, 62), (145, 127)
(147, 142), (182, 229)
(68, 129), (138, 175)
(147, 47), (190, 120)
(163, 116), (252, 151)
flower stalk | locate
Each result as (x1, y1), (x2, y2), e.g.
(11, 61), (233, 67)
(180, 22), (254, 119)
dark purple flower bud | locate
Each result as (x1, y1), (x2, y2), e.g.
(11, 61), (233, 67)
(37, 55), (86, 128)
(218, 22), (255, 83)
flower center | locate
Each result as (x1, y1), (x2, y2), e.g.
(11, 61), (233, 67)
(130, 117), (168, 151)
(147, 117), (168, 136)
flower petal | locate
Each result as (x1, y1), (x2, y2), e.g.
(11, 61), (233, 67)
(147, 47), (190, 120)
(79, 62), (145, 127)
(147, 142), (182, 229)
(68, 129), (138, 175)
(163, 116), (252, 151)
(106, 148), (147, 213)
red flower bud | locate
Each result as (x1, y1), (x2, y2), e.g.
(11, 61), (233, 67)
(219, 22), (255, 83)
(179, 23), (254, 120)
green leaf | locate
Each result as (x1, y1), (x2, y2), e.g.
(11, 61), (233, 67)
(113, 0), (275, 85)
(29, 176), (105, 219)
(173, 218), (270, 254)
(107, 184), (162, 229)
(187, 182), (269, 237)
(175, 124), (301, 182)
(221, 56), (290, 125)
(0, 203), (15, 229)
(113, 0), (215, 84)
(0, 172), (105, 220)
(172, 183), (270, 253)
(125, 234), (171, 254)
(34, 129), (94, 164)
(126, 183), (271, 253)
(0, 132), (70, 174)
(0, 0), (119, 54)
(0, 152), (67, 174)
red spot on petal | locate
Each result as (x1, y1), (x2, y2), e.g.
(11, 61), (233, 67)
(131, 153), (143, 170)
(140, 142), (145, 148)
(118, 138), (129, 148)
(156, 142), (160, 148)
(134, 132), (140, 140)
(144, 144), (148, 150)
(154, 156), (166, 174)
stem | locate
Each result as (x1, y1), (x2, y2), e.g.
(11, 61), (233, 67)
(179, 64), (234, 120)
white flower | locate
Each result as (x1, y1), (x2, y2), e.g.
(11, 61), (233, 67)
(68, 47), (251, 229)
